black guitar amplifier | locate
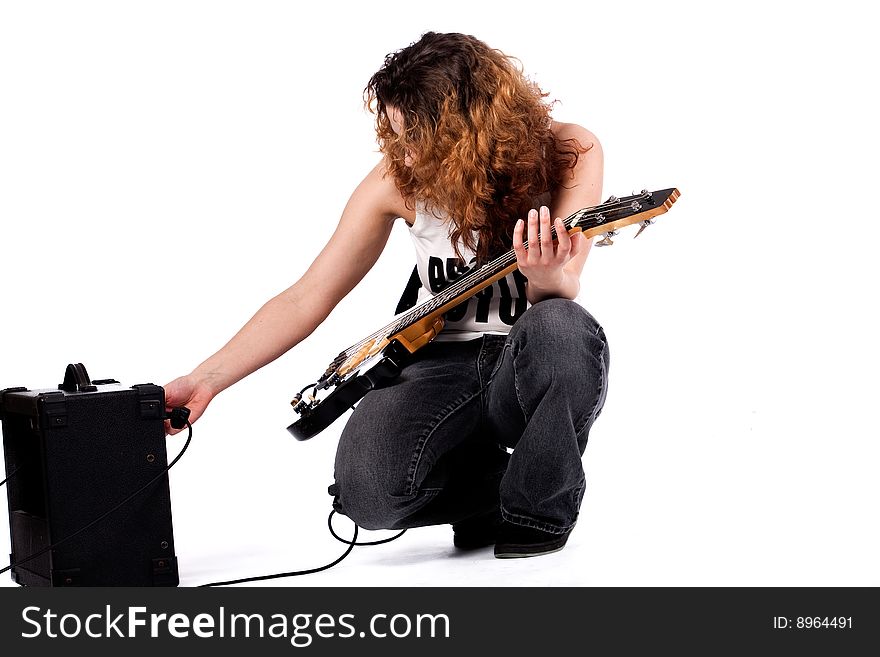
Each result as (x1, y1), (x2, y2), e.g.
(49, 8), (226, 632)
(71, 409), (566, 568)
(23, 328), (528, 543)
(1, 364), (179, 586)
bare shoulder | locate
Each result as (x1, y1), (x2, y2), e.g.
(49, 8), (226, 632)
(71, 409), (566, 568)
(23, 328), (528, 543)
(352, 160), (414, 224)
(551, 121), (602, 157)
(550, 121), (603, 192)
(549, 122), (604, 216)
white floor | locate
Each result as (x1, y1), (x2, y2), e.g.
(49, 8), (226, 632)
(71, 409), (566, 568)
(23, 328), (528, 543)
(5, 380), (877, 589)
(178, 523), (591, 588)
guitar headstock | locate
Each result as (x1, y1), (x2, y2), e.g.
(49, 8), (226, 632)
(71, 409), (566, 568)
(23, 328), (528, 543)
(573, 188), (680, 246)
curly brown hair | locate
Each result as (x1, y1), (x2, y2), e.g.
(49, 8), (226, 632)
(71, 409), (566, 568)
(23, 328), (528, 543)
(365, 32), (589, 264)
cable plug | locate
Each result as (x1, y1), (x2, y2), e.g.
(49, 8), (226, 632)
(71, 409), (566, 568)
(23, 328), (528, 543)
(166, 406), (191, 430)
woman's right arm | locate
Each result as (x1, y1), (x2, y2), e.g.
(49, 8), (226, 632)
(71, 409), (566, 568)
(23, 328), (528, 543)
(164, 161), (410, 432)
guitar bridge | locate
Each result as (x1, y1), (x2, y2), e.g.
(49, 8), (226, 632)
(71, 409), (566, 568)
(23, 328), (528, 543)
(290, 396), (310, 414)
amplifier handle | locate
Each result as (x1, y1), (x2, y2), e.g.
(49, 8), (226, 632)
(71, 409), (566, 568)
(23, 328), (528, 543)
(59, 363), (96, 393)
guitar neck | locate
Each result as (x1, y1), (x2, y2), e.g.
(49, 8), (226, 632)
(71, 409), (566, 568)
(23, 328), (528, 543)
(339, 189), (679, 359)
(385, 243), (529, 338)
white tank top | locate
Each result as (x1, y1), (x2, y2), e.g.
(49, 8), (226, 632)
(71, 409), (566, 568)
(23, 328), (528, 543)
(407, 204), (530, 342)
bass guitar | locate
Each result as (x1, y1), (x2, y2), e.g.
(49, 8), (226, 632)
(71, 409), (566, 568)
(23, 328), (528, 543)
(287, 187), (680, 440)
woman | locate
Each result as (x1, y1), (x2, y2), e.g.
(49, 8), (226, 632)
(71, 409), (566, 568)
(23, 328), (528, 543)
(165, 32), (609, 559)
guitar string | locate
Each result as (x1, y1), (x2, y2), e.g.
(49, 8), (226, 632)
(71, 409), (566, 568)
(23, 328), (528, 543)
(331, 201), (638, 369)
(340, 204), (623, 354)
(323, 239), (555, 371)
(331, 194), (653, 367)
(337, 203), (632, 363)
(406, 191), (670, 321)
(331, 209), (589, 365)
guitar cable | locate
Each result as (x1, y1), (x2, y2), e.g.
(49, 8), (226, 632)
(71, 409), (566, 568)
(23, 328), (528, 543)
(197, 512), (406, 587)
(1, 407), (408, 585)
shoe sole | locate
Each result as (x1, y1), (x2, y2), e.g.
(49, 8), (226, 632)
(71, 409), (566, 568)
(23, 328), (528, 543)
(494, 544), (567, 559)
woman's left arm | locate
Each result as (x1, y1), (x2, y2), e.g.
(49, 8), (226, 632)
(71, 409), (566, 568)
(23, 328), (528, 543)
(514, 123), (604, 303)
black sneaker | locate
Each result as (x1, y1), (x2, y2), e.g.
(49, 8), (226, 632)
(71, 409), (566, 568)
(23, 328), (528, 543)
(452, 509), (502, 550)
(493, 522), (572, 558)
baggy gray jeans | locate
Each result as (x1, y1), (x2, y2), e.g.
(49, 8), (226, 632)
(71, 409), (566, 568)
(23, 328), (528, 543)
(329, 298), (610, 534)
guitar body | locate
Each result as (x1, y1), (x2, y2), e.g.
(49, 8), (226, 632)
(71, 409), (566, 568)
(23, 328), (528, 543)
(286, 317), (446, 440)
(287, 188), (680, 440)
(287, 339), (412, 440)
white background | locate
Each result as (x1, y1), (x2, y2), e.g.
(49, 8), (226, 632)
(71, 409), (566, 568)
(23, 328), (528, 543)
(1, 1), (877, 587)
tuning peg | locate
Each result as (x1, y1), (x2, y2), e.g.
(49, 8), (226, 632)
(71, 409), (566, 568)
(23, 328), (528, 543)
(595, 229), (618, 246)
(633, 219), (654, 239)
(605, 195), (619, 204)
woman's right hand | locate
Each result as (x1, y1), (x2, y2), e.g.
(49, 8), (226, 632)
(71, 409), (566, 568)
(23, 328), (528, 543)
(163, 374), (215, 435)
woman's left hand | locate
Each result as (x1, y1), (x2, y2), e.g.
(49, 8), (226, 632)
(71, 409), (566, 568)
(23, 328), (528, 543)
(513, 205), (584, 302)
